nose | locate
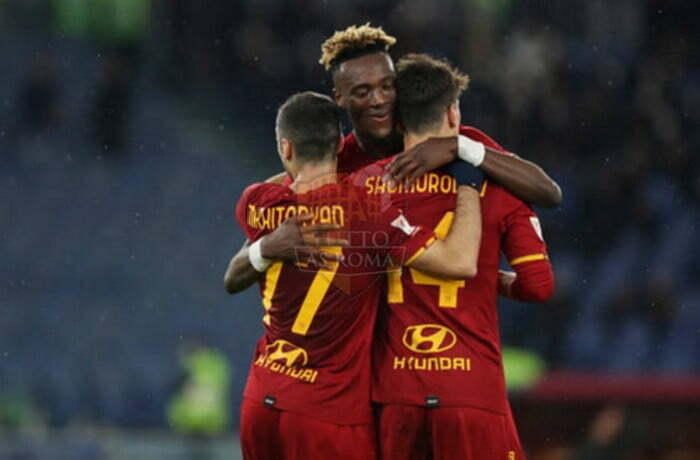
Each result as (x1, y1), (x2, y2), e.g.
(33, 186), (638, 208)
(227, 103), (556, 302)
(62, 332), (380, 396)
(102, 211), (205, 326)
(370, 88), (388, 107)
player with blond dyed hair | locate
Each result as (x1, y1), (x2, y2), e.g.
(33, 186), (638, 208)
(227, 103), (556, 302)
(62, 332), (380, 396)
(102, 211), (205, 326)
(224, 23), (560, 458)
(225, 22), (560, 302)
(317, 23), (561, 209)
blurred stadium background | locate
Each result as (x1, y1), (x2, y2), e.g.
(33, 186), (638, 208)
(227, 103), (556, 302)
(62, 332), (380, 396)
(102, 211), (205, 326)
(2, 0), (699, 459)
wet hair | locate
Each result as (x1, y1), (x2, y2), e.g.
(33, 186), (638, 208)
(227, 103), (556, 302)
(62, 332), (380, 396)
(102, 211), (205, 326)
(276, 91), (341, 163)
(319, 23), (396, 75)
(395, 53), (469, 135)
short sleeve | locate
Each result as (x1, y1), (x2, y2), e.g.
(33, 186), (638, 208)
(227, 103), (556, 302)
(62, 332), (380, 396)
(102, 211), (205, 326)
(501, 200), (549, 267)
(235, 182), (294, 242)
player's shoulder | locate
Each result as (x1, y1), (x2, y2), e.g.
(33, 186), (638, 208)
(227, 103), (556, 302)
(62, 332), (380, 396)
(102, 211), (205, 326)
(338, 132), (360, 162)
(348, 155), (396, 186)
(481, 180), (533, 215)
(338, 131), (390, 174)
(459, 125), (506, 153)
(239, 182), (294, 208)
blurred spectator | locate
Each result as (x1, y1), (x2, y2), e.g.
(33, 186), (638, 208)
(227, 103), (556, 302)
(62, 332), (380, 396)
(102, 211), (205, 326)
(91, 52), (134, 154)
(17, 52), (60, 137)
(574, 405), (630, 460)
(1, 0), (699, 444)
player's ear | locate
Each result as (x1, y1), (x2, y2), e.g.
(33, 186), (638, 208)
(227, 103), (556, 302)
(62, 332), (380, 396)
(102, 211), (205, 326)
(336, 131), (345, 154)
(447, 102), (460, 130)
(333, 87), (345, 108)
(332, 76), (349, 109)
(280, 138), (294, 162)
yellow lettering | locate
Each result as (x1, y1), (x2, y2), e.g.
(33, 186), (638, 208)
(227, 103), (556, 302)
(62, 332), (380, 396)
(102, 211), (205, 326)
(365, 176), (376, 194)
(427, 357), (440, 370)
(415, 175), (428, 192)
(262, 208), (272, 230)
(439, 357), (452, 370)
(248, 205), (256, 228)
(290, 368), (304, 378)
(285, 206), (296, 220)
(300, 369), (315, 382)
(375, 178), (386, 194)
(319, 206), (331, 224)
(439, 175), (453, 193)
(275, 206), (286, 228)
(332, 205), (344, 227)
(428, 174), (440, 193)
(391, 355), (471, 371)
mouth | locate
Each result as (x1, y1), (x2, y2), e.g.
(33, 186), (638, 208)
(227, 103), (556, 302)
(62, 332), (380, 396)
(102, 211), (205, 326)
(368, 112), (392, 124)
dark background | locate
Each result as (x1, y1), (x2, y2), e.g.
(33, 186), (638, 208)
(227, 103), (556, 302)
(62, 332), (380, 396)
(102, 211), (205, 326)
(2, 0), (698, 458)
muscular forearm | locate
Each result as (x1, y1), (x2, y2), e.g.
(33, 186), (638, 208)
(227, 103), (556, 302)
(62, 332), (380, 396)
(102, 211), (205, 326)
(480, 149), (562, 208)
(442, 186), (481, 277)
(223, 241), (263, 294)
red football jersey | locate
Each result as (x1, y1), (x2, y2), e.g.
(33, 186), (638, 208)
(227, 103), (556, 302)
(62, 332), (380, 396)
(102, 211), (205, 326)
(235, 178), (435, 425)
(368, 129), (552, 414)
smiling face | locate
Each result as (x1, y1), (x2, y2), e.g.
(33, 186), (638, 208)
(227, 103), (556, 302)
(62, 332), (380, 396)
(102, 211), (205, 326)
(333, 52), (397, 143)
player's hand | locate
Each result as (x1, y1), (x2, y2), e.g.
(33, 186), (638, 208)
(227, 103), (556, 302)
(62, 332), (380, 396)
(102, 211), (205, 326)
(387, 136), (458, 186)
(497, 269), (516, 298)
(261, 214), (348, 270)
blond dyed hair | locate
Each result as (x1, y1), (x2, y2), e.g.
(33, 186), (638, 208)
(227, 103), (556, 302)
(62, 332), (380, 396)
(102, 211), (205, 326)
(319, 23), (396, 71)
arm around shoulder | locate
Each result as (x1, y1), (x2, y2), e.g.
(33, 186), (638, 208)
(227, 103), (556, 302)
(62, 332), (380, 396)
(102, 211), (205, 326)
(223, 240), (263, 294)
(408, 185), (481, 278)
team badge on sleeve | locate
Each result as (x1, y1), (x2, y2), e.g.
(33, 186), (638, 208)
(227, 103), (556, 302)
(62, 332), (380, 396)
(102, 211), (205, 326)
(391, 213), (417, 236)
(530, 216), (543, 241)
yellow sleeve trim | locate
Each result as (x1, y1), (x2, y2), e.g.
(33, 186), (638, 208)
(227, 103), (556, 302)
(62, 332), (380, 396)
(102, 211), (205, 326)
(479, 180), (488, 197)
(509, 253), (547, 266)
(405, 236), (436, 266)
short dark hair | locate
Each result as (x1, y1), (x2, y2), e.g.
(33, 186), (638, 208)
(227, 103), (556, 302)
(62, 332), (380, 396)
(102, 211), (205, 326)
(319, 23), (396, 75)
(276, 91), (341, 163)
(395, 53), (469, 135)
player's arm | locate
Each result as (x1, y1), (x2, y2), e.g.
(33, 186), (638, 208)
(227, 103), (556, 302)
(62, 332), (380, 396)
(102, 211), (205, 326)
(479, 149), (562, 209)
(387, 136), (562, 208)
(224, 239), (259, 294)
(498, 207), (554, 302)
(406, 185), (481, 279)
(224, 214), (348, 294)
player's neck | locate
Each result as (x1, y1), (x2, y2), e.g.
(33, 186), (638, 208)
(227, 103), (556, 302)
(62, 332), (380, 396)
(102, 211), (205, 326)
(403, 126), (455, 151)
(291, 161), (337, 193)
(354, 130), (402, 159)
